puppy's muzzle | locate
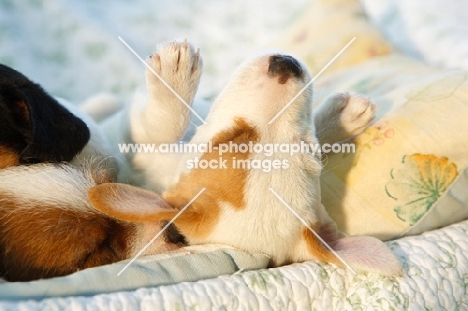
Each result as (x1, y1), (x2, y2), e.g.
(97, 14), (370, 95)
(268, 55), (303, 84)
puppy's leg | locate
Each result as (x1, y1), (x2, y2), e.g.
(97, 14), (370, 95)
(102, 41), (202, 189)
(314, 93), (375, 145)
(133, 41), (203, 144)
(134, 41), (203, 191)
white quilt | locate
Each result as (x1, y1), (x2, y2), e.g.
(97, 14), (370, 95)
(2, 219), (468, 310)
(360, 0), (468, 70)
(0, 0), (307, 103)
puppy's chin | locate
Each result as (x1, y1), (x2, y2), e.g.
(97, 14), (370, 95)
(208, 53), (313, 126)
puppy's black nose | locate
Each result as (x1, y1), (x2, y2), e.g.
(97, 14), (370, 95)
(268, 55), (302, 84)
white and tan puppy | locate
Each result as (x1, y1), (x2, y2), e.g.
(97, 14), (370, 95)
(89, 51), (402, 276)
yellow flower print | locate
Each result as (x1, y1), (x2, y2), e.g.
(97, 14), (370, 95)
(385, 154), (458, 226)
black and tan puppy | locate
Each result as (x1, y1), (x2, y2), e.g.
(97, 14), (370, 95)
(0, 41), (203, 281)
(0, 64), (91, 168)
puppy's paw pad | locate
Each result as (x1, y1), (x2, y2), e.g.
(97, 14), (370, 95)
(149, 41), (201, 75)
(337, 93), (376, 136)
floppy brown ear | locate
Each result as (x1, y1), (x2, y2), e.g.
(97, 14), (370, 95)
(88, 183), (179, 223)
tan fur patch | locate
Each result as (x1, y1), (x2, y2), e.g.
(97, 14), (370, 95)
(302, 226), (341, 266)
(0, 193), (133, 282)
(0, 146), (20, 169)
(163, 117), (259, 240)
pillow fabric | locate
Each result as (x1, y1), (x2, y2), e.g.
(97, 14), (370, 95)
(267, 0), (393, 76)
(316, 54), (468, 240)
(270, 0), (468, 240)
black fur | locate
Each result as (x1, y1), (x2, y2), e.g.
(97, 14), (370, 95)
(0, 64), (90, 163)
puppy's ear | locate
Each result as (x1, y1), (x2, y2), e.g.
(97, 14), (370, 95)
(18, 84), (90, 163)
(2, 92), (30, 130)
(333, 236), (402, 277)
(88, 183), (179, 223)
(0, 84), (33, 159)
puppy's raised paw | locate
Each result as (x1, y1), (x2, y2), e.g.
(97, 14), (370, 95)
(315, 92), (376, 144)
(146, 40), (203, 104)
(335, 93), (376, 137)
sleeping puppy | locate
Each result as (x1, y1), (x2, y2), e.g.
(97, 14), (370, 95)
(89, 52), (402, 276)
(0, 160), (186, 282)
(0, 41), (202, 281)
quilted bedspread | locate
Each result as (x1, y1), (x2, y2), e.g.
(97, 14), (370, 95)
(1, 220), (467, 310)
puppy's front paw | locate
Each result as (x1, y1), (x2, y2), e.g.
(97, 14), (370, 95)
(146, 40), (202, 105)
(315, 92), (376, 145)
(333, 93), (376, 137)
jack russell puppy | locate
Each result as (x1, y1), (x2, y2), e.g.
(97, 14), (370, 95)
(0, 41), (401, 281)
(0, 42), (201, 281)
(89, 45), (402, 276)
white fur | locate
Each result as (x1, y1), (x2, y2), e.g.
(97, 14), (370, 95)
(79, 93), (124, 123)
(0, 41), (198, 281)
(99, 41), (203, 191)
(0, 161), (175, 260)
(0, 163), (95, 209)
(315, 92), (375, 145)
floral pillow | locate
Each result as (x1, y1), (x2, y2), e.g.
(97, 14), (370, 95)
(316, 54), (468, 240)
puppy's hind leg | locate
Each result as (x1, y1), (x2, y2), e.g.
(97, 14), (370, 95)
(314, 93), (375, 146)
